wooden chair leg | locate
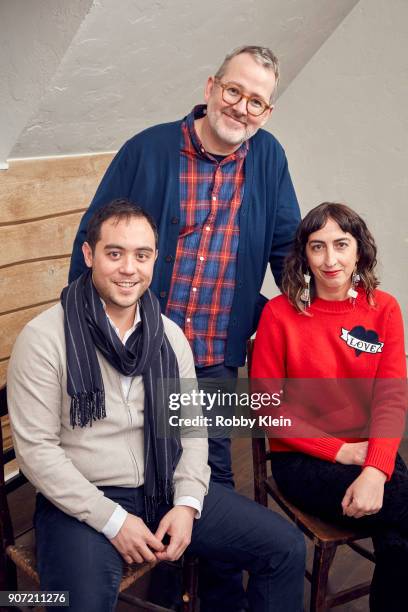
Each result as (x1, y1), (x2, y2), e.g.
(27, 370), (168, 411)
(0, 557), (6, 591)
(0, 554), (17, 591)
(310, 544), (337, 612)
(252, 438), (268, 507)
(182, 555), (198, 612)
(6, 556), (17, 590)
(0, 558), (17, 612)
(254, 479), (268, 507)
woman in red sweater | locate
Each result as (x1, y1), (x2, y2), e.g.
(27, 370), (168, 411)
(251, 202), (407, 611)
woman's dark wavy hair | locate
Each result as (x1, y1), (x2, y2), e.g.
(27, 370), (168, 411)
(282, 202), (379, 313)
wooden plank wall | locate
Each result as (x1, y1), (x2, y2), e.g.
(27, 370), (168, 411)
(0, 153), (113, 449)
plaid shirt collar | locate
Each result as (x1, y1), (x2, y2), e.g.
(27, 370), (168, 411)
(185, 104), (249, 162)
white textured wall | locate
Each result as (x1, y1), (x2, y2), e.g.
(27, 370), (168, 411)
(8, 0), (358, 158)
(0, 0), (93, 166)
(263, 0), (408, 344)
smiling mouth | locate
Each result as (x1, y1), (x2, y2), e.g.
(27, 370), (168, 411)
(322, 270), (342, 276)
(223, 112), (247, 126)
(114, 281), (138, 288)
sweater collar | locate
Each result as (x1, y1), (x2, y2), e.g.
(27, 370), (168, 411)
(310, 288), (370, 314)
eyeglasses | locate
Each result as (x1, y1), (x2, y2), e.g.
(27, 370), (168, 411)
(214, 78), (272, 117)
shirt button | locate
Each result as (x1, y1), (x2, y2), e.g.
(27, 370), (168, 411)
(160, 291), (167, 298)
(165, 255), (173, 262)
(205, 226), (211, 231)
(171, 217), (179, 225)
(186, 318), (191, 323)
(199, 256), (204, 261)
(192, 287), (197, 292)
(212, 196), (217, 201)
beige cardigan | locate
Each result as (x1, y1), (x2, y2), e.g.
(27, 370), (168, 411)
(8, 304), (209, 532)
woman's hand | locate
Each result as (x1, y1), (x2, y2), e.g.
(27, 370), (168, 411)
(341, 466), (386, 519)
(335, 441), (368, 465)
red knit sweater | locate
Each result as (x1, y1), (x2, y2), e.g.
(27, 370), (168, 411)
(251, 289), (407, 478)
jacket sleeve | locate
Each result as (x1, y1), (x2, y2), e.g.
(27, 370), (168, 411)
(251, 302), (344, 462)
(69, 141), (136, 282)
(7, 322), (119, 532)
(363, 300), (407, 479)
(268, 154), (300, 288)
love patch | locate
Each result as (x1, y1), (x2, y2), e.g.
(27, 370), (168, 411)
(340, 326), (384, 357)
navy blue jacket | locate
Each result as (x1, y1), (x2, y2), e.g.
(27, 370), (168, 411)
(69, 120), (300, 366)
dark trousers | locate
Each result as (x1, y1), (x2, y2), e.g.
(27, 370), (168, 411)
(195, 362), (238, 487)
(195, 363), (240, 609)
(35, 481), (305, 612)
(272, 452), (408, 612)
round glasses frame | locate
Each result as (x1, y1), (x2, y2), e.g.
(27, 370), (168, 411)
(214, 78), (272, 117)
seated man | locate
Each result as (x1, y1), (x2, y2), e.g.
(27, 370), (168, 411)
(8, 200), (305, 612)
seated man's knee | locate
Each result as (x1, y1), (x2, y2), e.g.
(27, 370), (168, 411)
(263, 517), (306, 574)
(287, 528), (306, 571)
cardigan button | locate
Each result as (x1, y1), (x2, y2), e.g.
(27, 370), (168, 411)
(171, 217), (179, 224)
(165, 255), (173, 262)
(160, 291), (167, 298)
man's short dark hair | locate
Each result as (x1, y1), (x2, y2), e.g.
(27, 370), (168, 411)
(85, 199), (159, 252)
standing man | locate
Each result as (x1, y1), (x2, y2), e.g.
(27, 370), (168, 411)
(9, 201), (305, 612)
(69, 45), (300, 606)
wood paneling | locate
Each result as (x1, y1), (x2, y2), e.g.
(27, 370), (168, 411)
(0, 154), (112, 224)
(0, 153), (118, 474)
(1, 417), (13, 453)
(0, 212), (82, 267)
(0, 302), (58, 360)
(0, 258), (69, 314)
(0, 361), (8, 387)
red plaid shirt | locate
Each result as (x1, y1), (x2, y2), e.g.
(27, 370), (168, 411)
(165, 106), (248, 367)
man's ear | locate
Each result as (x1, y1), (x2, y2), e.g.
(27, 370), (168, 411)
(204, 76), (215, 103)
(260, 105), (274, 127)
(82, 241), (93, 268)
(155, 249), (159, 262)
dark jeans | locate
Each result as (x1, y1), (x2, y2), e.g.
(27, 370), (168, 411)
(195, 363), (240, 609)
(272, 452), (408, 612)
(35, 482), (305, 612)
(195, 362), (238, 488)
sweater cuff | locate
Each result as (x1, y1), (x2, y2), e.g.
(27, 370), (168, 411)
(85, 496), (120, 532)
(173, 482), (207, 510)
(312, 437), (345, 462)
(364, 446), (396, 480)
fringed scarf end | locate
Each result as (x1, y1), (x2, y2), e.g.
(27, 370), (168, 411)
(70, 390), (106, 428)
(144, 478), (174, 524)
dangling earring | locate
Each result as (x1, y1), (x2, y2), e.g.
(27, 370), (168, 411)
(300, 271), (311, 308)
(347, 267), (360, 302)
